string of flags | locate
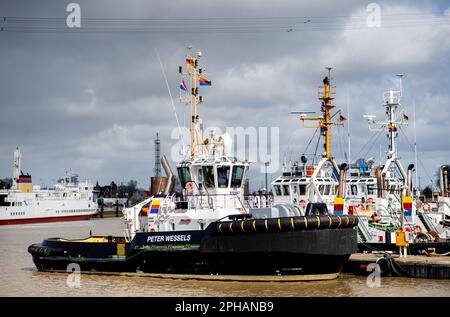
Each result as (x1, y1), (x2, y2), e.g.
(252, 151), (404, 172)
(180, 77), (212, 91)
(181, 56), (212, 92)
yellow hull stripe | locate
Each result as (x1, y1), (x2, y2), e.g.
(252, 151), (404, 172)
(241, 221), (245, 233)
(278, 218), (282, 231)
(253, 220), (257, 232)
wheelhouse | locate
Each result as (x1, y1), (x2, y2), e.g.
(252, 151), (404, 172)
(176, 156), (250, 210)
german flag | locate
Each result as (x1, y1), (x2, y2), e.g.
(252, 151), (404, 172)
(186, 58), (195, 67)
(388, 124), (397, 132)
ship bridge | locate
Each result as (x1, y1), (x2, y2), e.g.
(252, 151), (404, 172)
(177, 155), (249, 210)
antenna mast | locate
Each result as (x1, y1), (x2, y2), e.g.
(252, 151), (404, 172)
(179, 47), (208, 157)
(365, 74), (409, 180)
(298, 67), (346, 159)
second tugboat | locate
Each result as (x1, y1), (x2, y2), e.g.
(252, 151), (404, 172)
(28, 50), (358, 280)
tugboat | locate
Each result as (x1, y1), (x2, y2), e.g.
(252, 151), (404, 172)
(436, 165), (450, 228)
(28, 50), (358, 280)
(349, 76), (450, 254)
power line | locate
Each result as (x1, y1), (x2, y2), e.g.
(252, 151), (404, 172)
(0, 13), (448, 34)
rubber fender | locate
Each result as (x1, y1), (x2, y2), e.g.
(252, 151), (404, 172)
(215, 215), (359, 235)
(28, 244), (63, 257)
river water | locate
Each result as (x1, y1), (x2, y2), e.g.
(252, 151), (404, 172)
(1, 217), (449, 297)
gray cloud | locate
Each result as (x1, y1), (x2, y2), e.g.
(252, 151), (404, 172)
(0, 0), (449, 191)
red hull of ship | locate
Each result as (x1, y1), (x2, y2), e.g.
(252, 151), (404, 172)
(0, 214), (96, 225)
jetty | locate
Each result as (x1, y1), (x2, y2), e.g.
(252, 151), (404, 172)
(345, 253), (450, 279)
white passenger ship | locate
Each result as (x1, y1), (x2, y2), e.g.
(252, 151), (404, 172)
(0, 148), (98, 225)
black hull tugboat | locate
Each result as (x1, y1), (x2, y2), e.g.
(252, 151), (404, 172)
(29, 50), (358, 280)
(29, 212), (357, 279)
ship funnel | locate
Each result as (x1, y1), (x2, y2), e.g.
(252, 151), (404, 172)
(12, 147), (21, 189)
(445, 169), (449, 198)
(337, 163), (347, 198)
(406, 164), (414, 196)
(161, 155), (175, 195)
(375, 166), (384, 198)
(441, 165), (449, 198)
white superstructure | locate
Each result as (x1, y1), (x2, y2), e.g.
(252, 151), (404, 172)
(0, 148), (97, 225)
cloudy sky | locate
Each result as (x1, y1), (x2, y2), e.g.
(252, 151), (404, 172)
(0, 0), (449, 191)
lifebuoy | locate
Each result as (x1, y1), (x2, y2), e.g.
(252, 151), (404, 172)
(148, 223), (157, 232)
(298, 199), (307, 209)
(413, 224), (422, 233)
(185, 181), (195, 194)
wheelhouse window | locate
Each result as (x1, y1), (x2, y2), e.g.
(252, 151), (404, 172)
(360, 184), (366, 195)
(350, 184), (358, 196)
(282, 185), (290, 196)
(274, 185), (282, 196)
(231, 166), (245, 188)
(202, 166), (215, 188)
(177, 167), (192, 188)
(299, 185), (306, 195)
(197, 169), (203, 182)
(389, 184), (397, 193)
(217, 166), (230, 188)
(367, 184), (375, 195)
(319, 185), (324, 195)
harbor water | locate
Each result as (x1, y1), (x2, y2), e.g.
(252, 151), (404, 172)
(1, 218), (449, 297)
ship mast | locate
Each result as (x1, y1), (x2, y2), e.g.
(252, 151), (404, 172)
(179, 47), (207, 158)
(299, 67), (346, 159)
(366, 74), (408, 180)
